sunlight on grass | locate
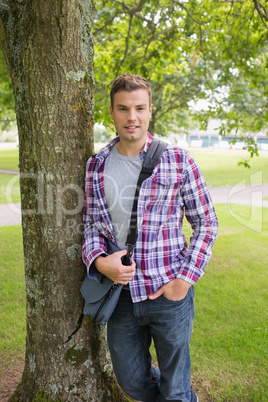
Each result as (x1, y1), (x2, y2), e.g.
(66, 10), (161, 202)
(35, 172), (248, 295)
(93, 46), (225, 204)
(190, 148), (268, 187)
(0, 149), (19, 171)
(1, 147), (268, 204)
(0, 149), (20, 204)
(0, 226), (25, 370)
(150, 204), (268, 400)
(1, 205), (267, 399)
(0, 174), (20, 203)
(190, 204), (268, 400)
(0, 147), (268, 399)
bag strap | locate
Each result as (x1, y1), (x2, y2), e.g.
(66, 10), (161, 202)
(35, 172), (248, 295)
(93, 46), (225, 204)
(125, 138), (168, 253)
(64, 138), (167, 343)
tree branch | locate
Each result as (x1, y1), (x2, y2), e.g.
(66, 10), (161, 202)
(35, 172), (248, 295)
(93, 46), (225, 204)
(253, 0), (268, 29)
(114, 14), (133, 78)
(172, 0), (207, 25)
(153, 89), (199, 121)
(94, 0), (149, 34)
(94, 12), (122, 34)
(116, 0), (147, 16)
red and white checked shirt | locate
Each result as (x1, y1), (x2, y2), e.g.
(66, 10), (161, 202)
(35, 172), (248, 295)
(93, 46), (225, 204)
(82, 133), (218, 303)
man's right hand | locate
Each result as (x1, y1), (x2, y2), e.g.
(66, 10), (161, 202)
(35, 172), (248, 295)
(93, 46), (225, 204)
(94, 250), (136, 285)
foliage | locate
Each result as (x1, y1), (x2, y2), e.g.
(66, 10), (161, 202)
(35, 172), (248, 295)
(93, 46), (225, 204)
(93, 0), (268, 151)
(94, 0), (208, 135)
(194, 0), (268, 139)
(0, 49), (15, 131)
(0, 1), (268, 146)
(94, 123), (111, 142)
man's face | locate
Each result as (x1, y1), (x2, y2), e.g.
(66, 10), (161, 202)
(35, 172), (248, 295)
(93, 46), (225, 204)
(110, 89), (153, 148)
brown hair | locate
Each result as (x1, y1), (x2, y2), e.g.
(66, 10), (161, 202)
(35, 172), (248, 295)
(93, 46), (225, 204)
(110, 74), (152, 108)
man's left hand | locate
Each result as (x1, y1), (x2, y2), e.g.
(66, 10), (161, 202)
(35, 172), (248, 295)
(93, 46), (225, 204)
(148, 278), (191, 301)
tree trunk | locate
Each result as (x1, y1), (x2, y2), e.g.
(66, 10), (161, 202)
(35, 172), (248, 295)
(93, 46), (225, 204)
(0, 1), (127, 400)
(149, 115), (155, 136)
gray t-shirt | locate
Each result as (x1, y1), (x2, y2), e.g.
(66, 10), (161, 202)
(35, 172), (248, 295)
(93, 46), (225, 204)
(104, 145), (142, 249)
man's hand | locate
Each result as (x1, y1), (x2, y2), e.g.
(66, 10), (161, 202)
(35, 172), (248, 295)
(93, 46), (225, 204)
(95, 250), (136, 285)
(148, 278), (191, 301)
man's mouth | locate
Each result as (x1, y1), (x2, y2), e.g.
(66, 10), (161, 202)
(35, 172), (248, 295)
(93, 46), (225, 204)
(125, 125), (139, 129)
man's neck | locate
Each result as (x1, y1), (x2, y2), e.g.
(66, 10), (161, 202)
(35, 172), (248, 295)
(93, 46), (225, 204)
(116, 140), (145, 157)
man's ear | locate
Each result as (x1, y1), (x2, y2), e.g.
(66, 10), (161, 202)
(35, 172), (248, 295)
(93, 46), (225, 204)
(109, 105), (113, 120)
(149, 104), (153, 118)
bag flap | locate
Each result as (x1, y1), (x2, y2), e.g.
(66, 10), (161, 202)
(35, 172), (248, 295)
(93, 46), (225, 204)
(80, 275), (114, 303)
(107, 240), (121, 254)
(80, 240), (121, 303)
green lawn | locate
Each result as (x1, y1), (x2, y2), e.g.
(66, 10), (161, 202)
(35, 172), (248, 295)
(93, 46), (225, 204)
(190, 148), (268, 187)
(0, 149), (20, 203)
(0, 225), (25, 367)
(0, 149), (19, 171)
(1, 147), (268, 204)
(1, 205), (267, 400)
(0, 173), (20, 203)
(1, 146), (268, 400)
(153, 204), (268, 400)
(190, 204), (268, 401)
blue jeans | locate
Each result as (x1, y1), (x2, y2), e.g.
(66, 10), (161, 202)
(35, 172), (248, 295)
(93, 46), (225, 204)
(107, 286), (196, 402)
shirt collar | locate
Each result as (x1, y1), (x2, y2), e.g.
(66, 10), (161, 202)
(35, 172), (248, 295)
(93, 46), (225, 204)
(94, 132), (153, 162)
(140, 132), (153, 157)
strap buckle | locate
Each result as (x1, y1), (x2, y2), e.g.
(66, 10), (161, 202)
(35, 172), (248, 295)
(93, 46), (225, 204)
(126, 243), (134, 256)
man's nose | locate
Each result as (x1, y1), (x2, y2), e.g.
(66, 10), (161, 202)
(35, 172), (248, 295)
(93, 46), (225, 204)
(128, 108), (137, 121)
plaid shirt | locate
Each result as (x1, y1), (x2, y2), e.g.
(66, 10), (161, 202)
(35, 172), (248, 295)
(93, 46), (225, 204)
(82, 133), (218, 303)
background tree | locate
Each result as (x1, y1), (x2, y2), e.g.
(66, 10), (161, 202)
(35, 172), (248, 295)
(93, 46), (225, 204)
(0, 1), (126, 400)
(93, 0), (268, 152)
(0, 48), (15, 132)
(195, 0), (268, 143)
(94, 0), (207, 136)
(1, 0), (267, 145)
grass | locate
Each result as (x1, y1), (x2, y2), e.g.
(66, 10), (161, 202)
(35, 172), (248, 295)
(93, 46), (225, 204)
(0, 148), (268, 204)
(0, 149), (20, 203)
(150, 204), (268, 400)
(190, 204), (268, 401)
(0, 174), (20, 203)
(189, 148), (268, 187)
(0, 225), (26, 369)
(1, 206), (267, 400)
(1, 147), (268, 399)
(0, 149), (19, 171)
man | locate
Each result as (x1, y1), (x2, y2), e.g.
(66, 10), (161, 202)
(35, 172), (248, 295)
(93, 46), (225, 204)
(82, 74), (218, 402)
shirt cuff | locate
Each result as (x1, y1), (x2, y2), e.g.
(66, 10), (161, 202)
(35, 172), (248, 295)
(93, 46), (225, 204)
(176, 264), (204, 284)
(87, 250), (108, 282)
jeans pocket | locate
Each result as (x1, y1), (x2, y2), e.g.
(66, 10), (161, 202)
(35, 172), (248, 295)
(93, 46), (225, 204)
(161, 293), (187, 303)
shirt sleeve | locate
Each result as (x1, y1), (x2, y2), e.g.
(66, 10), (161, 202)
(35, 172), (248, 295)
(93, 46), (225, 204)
(177, 153), (218, 284)
(82, 158), (108, 281)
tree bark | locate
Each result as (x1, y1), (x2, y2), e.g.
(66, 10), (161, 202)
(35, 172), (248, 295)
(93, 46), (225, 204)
(0, 1), (127, 400)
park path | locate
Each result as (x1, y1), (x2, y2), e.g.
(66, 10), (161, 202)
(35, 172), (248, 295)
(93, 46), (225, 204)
(1, 141), (268, 226)
(1, 178), (268, 227)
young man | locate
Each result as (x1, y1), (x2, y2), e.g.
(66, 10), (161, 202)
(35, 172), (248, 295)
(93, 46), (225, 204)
(82, 74), (218, 402)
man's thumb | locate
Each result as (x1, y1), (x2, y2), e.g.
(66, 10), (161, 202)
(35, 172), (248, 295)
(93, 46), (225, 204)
(148, 287), (164, 300)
